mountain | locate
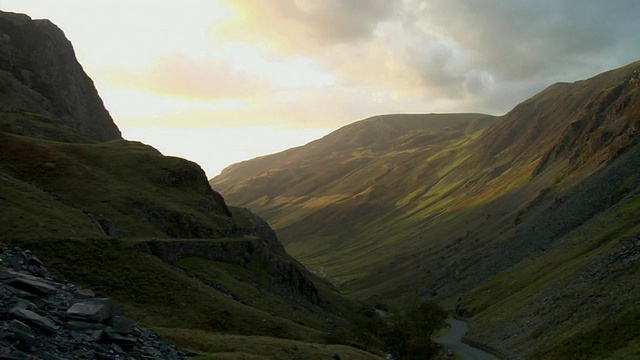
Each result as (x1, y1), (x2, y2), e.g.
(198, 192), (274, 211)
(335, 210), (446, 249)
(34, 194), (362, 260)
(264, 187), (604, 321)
(211, 61), (640, 358)
(0, 11), (120, 141)
(0, 11), (382, 359)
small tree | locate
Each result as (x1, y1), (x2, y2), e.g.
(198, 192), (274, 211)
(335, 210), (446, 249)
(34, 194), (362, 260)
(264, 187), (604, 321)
(382, 300), (446, 359)
(352, 315), (383, 350)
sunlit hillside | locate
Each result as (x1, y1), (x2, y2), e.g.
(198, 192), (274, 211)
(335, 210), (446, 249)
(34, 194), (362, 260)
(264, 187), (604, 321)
(212, 60), (640, 358)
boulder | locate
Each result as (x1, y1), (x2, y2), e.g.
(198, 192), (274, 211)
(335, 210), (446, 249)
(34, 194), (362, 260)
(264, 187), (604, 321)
(66, 298), (121, 322)
(111, 315), (134, 334)
(0, 245), (185, 359)
(73, 288), (95, 299)
(8, 307), (60, 334)
(7, 277), (57, 296)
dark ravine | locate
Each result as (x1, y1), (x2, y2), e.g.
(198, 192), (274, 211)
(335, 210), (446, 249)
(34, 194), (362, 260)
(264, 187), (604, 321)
(0, 245), (185, 359)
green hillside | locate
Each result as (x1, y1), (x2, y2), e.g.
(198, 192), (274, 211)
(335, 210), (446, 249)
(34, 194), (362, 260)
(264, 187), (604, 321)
(211, 60), (640, 358)
(0, 110), (384, 358)
(0, 10), (384, 359)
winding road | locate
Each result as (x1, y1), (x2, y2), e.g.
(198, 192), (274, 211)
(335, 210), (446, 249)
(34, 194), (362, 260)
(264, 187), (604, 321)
(434, 318), (498, 360)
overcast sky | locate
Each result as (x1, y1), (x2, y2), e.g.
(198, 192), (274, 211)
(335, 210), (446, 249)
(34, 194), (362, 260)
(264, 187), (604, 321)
(2, 0), (640, 177)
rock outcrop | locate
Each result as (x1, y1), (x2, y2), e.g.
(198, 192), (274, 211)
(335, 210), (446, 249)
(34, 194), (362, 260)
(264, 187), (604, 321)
(0, 11), (121, 142)
(141, 237), (319, 305)
(0, 246), (185, 359)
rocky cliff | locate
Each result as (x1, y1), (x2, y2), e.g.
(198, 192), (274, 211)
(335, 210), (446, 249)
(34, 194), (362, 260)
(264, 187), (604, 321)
(139, 206), (319, 304)
(0, 11), (120, 142)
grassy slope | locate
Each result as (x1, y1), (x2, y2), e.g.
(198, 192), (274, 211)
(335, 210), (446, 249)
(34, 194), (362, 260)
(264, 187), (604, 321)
(211, 61), (640, 357)
(212, 63), (640, 298)
(213, 114), (504, 287)
(0, 113), (232, 239)
(0, 111), (382, 359)
(7, 238), (381, 359)
(465, 191), (640, 359)
(213, 112), (531, 296)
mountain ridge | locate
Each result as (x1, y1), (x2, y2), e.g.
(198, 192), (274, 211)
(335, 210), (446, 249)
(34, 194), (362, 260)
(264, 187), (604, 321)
(0, 11), (120, 142)
(211, 59), (640, 358)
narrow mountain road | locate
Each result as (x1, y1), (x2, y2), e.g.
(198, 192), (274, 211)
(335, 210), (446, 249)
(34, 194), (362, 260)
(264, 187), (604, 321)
(435, 318), (498, 360)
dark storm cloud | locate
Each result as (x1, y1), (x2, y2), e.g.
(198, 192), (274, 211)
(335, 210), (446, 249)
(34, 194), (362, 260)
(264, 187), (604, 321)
(226, 0), (402, 49)
(397, 0), (640, 112)
(282, 0), (401, 43)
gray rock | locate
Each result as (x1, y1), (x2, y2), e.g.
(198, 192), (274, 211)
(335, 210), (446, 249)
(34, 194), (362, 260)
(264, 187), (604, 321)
(7, 319), (37, 351)
(73, 288), (95, 299)
(1, 244), (185, 359)
(8, 320), (33, 335)
(66, 298), (121, 322)
(26, 255), (43, 267)
(86, 329), (103, 342)
(10, 329), (36, 352)
(8, 307), (60, 334)
(7, 277), (57, 296)
(8, 256), (23, 271)
(0, 269), (18, 281)
(33, 350), (64, 360)
(105, 331), (137, 344)
(66, 320), (105, 332)
(0, 351), (30, 360)
(13, 298), (38, 310)
(111, 315), (134, 334)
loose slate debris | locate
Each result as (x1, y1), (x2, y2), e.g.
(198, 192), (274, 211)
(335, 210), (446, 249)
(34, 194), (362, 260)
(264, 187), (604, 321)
(0, 246), (186, 359)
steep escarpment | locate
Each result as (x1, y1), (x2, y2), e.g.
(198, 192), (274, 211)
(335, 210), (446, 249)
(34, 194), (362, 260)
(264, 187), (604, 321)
(420, 60), (640, 296)
(0, 11), (120, 142)
(139, 208), (319, 305)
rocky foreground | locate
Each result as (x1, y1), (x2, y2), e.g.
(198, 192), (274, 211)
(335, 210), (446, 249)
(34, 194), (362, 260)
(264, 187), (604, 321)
(0, 245), (186, 359)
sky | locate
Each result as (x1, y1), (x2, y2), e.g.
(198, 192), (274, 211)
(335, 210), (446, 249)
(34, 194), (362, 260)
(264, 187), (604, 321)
(2, 1), (640, 178)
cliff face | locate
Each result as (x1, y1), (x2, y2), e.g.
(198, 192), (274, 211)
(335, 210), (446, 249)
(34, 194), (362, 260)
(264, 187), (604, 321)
(140, 237), (319, 304)
(0, 11), (120, 142)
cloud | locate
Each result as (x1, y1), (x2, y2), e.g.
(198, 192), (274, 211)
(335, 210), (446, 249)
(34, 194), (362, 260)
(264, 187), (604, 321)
(219, 0), (401, 52)
(106, 50), (335, 101)
(105, 54), (268, 100)
(409, 1), (621, 78)
(97, 0), (640, 121)
(377, 0), (640, 112)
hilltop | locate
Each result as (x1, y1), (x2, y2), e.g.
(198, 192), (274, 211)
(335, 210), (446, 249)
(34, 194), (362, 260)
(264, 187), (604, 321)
(211, 60), (640, 358)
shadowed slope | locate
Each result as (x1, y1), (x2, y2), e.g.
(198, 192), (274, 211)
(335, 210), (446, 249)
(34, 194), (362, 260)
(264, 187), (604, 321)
(0, 11), (383, 359)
